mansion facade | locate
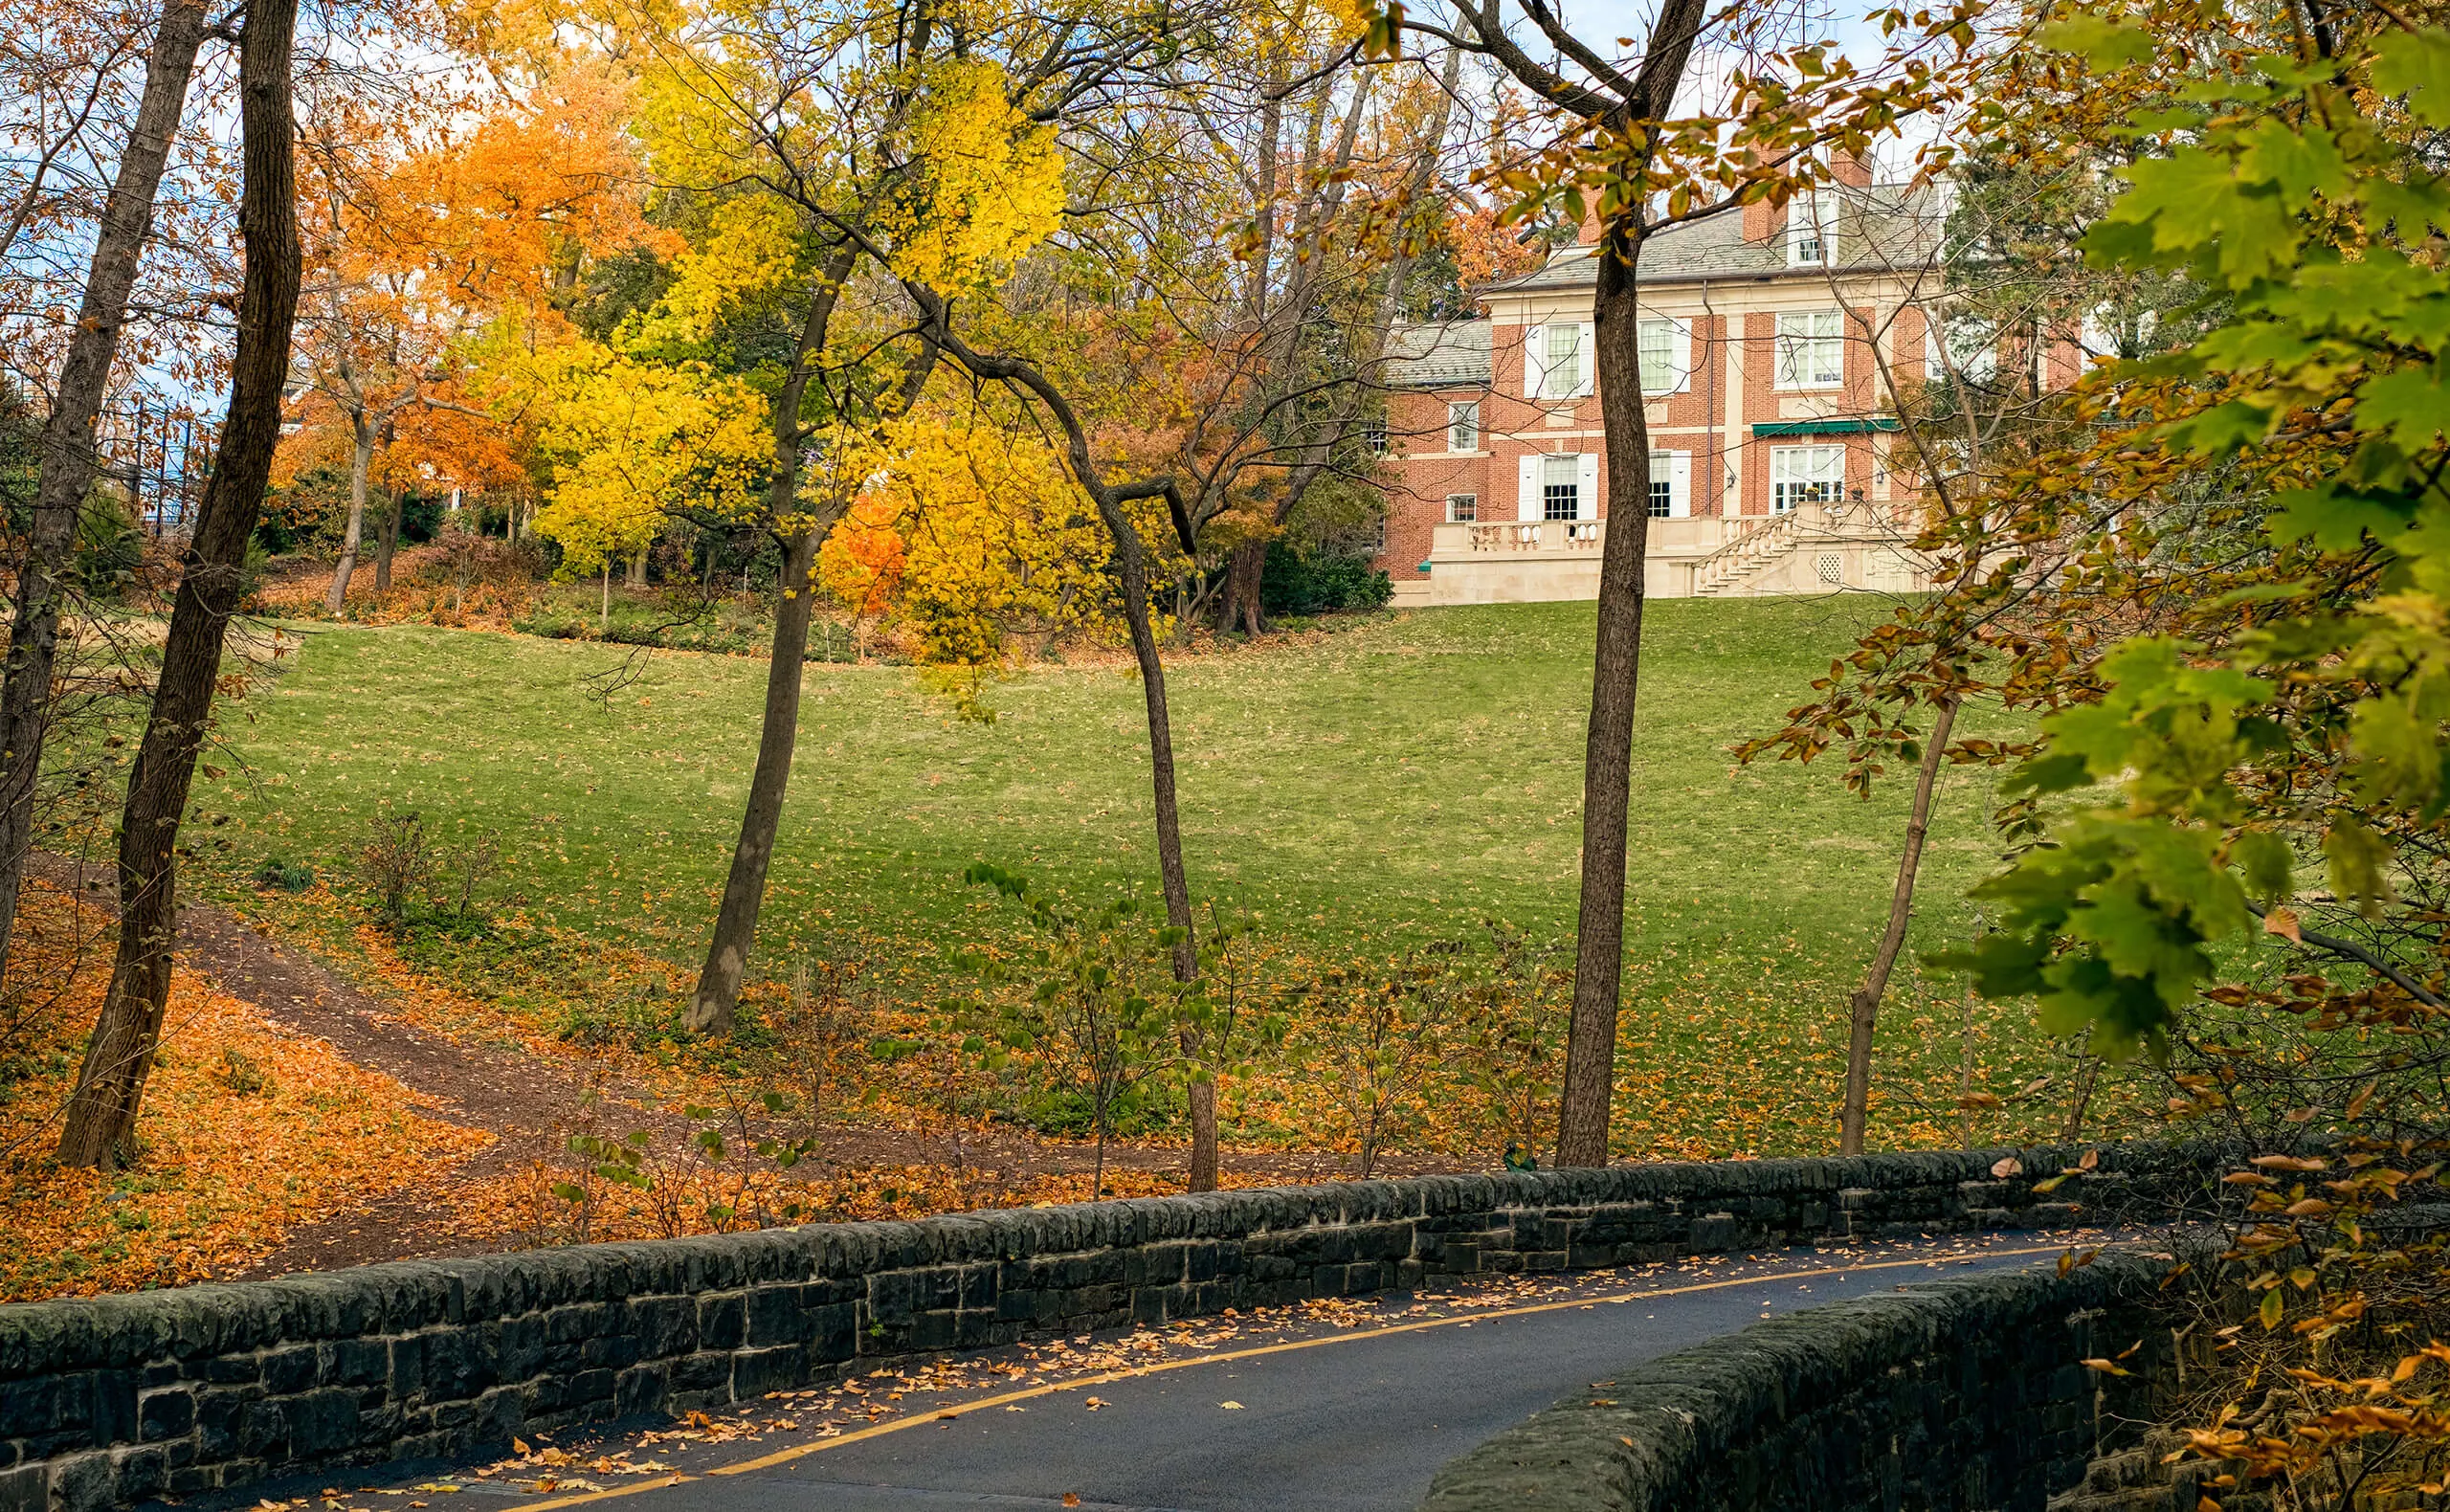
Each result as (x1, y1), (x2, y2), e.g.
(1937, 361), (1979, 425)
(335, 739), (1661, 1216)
(1371, 159), (2085, 605)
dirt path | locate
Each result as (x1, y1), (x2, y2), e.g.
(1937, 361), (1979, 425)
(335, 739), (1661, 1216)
(22, 857), (1471, 1279)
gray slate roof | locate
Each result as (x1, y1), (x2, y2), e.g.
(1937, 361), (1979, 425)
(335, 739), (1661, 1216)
(1491, 183), (1947, 292)
(1381, 320), (1491, 388)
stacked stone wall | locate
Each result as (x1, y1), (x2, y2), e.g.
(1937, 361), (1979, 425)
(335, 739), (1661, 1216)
(0, 1142), (2227, 1512)
(1418, 1256), (2187, 1511)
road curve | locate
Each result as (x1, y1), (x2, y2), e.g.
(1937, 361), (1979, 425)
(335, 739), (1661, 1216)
(228, 1234), (2089, 1512)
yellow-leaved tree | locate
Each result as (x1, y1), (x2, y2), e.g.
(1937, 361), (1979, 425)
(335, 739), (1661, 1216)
(821, 410), (1138, 718)
(612, 0), (1169, 1034)
(529, 345), (768, 622)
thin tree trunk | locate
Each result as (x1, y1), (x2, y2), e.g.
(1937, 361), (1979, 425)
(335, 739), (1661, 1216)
(56, 0), (299, 1168)
(686, 244), (922, 1034)
(1554, 230), (1657, 1169)
(687, 527), (818, 1033)
(599, 562), (610, 630)
(0, 0), (208, 979)
(325, 412), (370, 613)
(1837, 697), (1957, 1156)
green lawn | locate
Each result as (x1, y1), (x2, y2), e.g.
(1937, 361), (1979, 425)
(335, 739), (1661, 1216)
(205, 598), (2094, 1156)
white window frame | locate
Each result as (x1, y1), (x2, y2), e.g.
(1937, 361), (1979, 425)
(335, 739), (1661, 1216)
(1516, 452), (1599, 522)
(1788, 189), (1837, 266)
(1637, 317), (1692, 397)
(1446, 400), (1480, 453)
(1646, 450), (1692, 519)
(1524, 322), (1595, 400)
(1770, 444), (1845, 514)
(1926, 311), (1998, 383)
(1362, 421), (1390, 456)
(1445, 492), (1478, 523)
(1776, 310), (1847, 389)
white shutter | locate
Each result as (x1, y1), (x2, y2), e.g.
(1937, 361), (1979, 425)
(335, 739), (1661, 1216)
(1668, 451), (1692, 517)
(1576, 452), (1599, 520)
(1517, 455), (1543, 521)
(1524, 324), (1548, 399)
(1574, 322), (1597, 396)
(1672, 320), (1693, 393)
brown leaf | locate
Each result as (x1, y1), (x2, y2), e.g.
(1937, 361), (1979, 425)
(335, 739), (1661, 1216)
(2263, 906), (2302, 944)
(1063, 1497), (1081, 1508)
(1991, 1156), (2022, 1178)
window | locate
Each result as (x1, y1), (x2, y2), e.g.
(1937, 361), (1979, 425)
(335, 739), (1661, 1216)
(1637, 319), (1685, 395)
(1541, 322), (1584, 399)
(1927, 313), (1997, 382)
(1362, 422), (1390, 456)
(1776, 310), (1846, 389)
(1359, 515), (1387, 552)
(1541, 454), (1581, 521)
(1446, 493), (1478, 523)
(1647, 451), (1691, 519)
(1447, 401), (1480, 453)
(1771, 445), (1845, 513)
(1788, 189), (1837, 266)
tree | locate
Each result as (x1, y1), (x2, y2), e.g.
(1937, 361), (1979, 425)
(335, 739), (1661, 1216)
(286, 67), (662, 611)
(1373, 0), (1991, 1165)
(527, 345), (768, 621)
(623, 0), (1175, 1035)
(57, 0), (300, 1167)
(0, 0), (209, 979)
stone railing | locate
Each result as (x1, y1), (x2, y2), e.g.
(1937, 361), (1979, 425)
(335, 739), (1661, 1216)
(1462, 520), (1604, 552)
(0, 1143), (2234, 1512)
(1417, 1251), (2189, 1511)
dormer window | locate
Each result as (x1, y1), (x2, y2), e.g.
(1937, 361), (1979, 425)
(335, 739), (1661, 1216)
(1788, 189), (1837, 266)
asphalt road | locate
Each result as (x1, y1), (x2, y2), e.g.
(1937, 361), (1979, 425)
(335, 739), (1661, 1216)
(246, 1235), (2089, 1512)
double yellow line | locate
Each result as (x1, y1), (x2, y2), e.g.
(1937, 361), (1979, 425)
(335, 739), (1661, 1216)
(521, 1244), (2065, 1510)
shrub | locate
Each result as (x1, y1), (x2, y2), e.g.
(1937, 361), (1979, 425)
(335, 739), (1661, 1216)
(1259, 540), (1392, 617)
(253, 857), (315, 892)
(358, 812), (433, 926)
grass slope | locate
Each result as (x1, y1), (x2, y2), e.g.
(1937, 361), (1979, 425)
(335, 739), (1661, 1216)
(210, 598), (2074, 1157)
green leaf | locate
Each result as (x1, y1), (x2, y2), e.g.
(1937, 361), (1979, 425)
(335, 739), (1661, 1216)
(2325, 817), (2397, 917)
(2372, 31), (2450, 127)
(2358, 365), (2450, 455)
(2036, 14), (2156, 64)
(2233, 830), (2295, 902)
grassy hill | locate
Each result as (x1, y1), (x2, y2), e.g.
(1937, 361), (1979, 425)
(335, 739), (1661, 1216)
(200, 597), (2094, 1157)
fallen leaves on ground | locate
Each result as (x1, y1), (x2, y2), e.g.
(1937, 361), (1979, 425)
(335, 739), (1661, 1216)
(0, 888), (488, 1302)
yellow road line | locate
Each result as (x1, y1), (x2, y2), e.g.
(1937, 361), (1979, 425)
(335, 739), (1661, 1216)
(508, 1240), (2066, 1509)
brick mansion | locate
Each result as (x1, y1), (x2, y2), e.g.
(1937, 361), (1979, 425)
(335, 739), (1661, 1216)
(1369, 155), (2095, 605)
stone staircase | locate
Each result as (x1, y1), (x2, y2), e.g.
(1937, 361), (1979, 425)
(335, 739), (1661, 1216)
(1692, 510), (1804, 595)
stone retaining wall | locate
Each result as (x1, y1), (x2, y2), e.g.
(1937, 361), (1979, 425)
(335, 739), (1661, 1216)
(0, 1142), (2227, 1512)
(1416, 1253), (2188, 1512)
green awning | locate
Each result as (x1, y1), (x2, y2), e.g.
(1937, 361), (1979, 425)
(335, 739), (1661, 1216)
(1750, 418), (1904, 436)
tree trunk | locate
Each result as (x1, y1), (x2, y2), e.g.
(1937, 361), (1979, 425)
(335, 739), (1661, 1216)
(599, 563), (610, 630)
(56, 0), (299, 1168)
(1215, 542), (1265, 636)
(373, 487), (400, 593)
(1188, 1078), (1218, 1191)
(626, 552), (647, 589)
(1836, 697), (1958, 1156)
(1104, 518), (1208, 1182)
(684, 241), (905, 1034)
(324, 413), (370, 613)
(1554, 226), (1655, 1169)
(0, 0), (208, 980)
(687, 528), (818, 1033)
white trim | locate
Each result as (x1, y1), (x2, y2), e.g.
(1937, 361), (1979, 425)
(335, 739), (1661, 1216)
(1648, 450), (1692, 519)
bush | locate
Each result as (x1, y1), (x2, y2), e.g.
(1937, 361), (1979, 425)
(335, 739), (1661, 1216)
(1259, 540), (1393, 617)
(253, 857), (315, 892)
